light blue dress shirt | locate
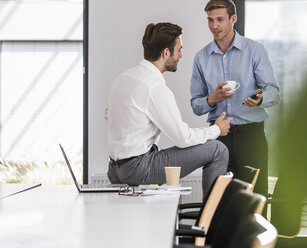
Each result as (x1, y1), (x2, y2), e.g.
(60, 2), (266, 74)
(190, 31), (280, 125)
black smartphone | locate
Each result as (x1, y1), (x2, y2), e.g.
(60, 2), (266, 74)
(250, 89), (263, 100)
(242, 89), (264, 105)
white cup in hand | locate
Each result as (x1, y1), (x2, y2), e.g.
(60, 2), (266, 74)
(222, 81), (240, 93)
(165, 167), (181, 186)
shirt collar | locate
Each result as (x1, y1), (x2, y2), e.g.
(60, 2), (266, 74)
(209, 30), (242, 55)
(231, 30), (242, 50)
(139, 59), (166, 84)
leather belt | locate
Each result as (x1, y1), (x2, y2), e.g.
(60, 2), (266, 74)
(110, 156), (137, 166)
(210, 121), (264, 133)
(110, 144), (158, 166)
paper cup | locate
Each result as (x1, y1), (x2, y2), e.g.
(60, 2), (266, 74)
(165, 167), (181, 186)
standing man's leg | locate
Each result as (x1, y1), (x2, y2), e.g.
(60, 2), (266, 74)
(217, 134), (239, 176)
(232, 129), (268, 197)
(217, 129), (268, 197)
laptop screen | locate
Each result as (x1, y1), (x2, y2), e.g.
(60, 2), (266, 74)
(59, 144), (81, 191)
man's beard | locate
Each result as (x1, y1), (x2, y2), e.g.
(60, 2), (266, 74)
(165, 56), (178, 72)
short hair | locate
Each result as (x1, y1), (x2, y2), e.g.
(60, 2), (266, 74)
(142, 22), (183, 62)
(204, 0), (236, 18)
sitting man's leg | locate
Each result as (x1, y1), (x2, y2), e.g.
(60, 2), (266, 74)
(108, 140), (228, 200)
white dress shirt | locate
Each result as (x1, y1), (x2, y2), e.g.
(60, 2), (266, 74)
(107, 59), (220, 160)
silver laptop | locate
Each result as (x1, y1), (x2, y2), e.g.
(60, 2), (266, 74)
(59, 144), (127, 192)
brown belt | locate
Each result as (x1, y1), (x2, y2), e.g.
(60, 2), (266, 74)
(209, 121), (264, 133)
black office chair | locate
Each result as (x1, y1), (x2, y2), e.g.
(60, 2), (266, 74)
(228, 213), (277, 248)
(178, 165), (260, 223)
(237, 165), (260, 191)
(178, 172), (233, 223)
(174, 190), (267, 248)
(205, 190), (266, 247)
(175, 179), (255, 246)
(176, 173), (233, 244)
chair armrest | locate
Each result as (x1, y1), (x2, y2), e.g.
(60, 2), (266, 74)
(175, 227), (206, 237)
(266, 197), (285, 204)
(173, 244), (213, 248)
(178, 202), (202, 210)
(179, 211), (199, 220)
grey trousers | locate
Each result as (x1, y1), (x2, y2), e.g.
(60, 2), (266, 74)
(108, 140), (228, 200)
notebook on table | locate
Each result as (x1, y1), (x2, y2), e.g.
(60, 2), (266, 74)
(59, 144), (127, 193)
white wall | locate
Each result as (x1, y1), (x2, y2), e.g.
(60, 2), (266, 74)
(88, 0), (212, 179)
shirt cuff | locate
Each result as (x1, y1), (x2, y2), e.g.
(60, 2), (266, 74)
(257, 96), (263, 106)
(207, 124), (220, 140)
(205, 96), (217, 111)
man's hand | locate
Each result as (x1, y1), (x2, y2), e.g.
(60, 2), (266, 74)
(215, 112), (232, 136)
(243, 89), (263, 107)
(207, 82), (235, 107)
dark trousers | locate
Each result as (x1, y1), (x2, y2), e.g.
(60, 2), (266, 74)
(217, 128), (268, 197)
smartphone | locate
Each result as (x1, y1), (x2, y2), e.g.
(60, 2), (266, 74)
(242, 89), (264, 105)
(250, 89), (264, 100)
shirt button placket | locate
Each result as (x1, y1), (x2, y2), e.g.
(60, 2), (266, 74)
(223, 53), (231, 114)
(223, 54), (227, 75)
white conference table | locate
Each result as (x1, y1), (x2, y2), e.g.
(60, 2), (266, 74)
(0, 183), (41, 199)
(0, 184), (180, 248)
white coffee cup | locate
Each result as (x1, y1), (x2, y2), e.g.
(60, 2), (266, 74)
(222, 81), (240, 93)
(165, 167), (181, 186)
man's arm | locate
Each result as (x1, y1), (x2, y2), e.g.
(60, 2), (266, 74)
(190, 56), (214, 116)
(243, 89), (264, 107)
(147, 84), (230, 148)
(207, 82), (235, 106)
(251, 44), (280, 108)
(190, 56), (234, 115)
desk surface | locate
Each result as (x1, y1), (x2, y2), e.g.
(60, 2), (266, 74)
(0, 184), (179, 248)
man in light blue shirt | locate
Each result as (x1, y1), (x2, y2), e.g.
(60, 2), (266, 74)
(190, 0), (280, 197)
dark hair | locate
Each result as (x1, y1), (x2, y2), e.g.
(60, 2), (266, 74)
(142, 22), (183, 61)
(205, 0), (236, 18)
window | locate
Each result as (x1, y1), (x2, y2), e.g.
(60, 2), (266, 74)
(0, 0), (83, 184)
(0, 41), (83, 160)
(245, 0), (307, 175)
(245, 0), (307, 113)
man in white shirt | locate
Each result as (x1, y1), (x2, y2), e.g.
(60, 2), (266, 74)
(107, 22), (231, 199)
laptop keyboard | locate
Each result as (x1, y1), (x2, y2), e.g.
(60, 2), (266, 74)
(80, 184), (126, 189)
(81, 184), (109, 189)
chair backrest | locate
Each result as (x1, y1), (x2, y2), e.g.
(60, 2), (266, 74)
(237, 165), (260, 191)
(253, 192), (267, 215)
(209, 191), (267, 248)
(228, 213), (277, 248)
(191, 172), (233, 244)
(194, 172), (233, 224)
(195, 179), (253, 246)
(252, 214), (278, 248)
